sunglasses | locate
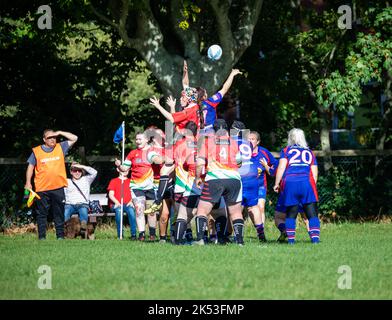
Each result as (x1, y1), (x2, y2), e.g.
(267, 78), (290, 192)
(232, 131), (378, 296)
(71, 169), (82, 173)
(45, 136), (57, 140)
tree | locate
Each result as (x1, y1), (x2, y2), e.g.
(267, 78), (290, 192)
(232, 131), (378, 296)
(88, 0), (263, 97)
(282, 1), (390, 171)
(0, 2), (160, 156)
(317, 6), (392, 174)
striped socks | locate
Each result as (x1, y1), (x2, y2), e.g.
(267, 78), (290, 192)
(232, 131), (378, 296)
(308, 217), (320, 243)
(285, 217), (320, 244)
(285, 218), (296, 244)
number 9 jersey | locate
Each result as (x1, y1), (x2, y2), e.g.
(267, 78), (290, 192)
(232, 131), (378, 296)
(279, 145), (318, 207)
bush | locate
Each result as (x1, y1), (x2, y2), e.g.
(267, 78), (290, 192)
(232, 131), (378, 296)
(317, 166), (392, 219)
(0, 183), (33, 231)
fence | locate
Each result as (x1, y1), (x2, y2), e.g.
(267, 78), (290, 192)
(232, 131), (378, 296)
(1, 150), (391, 218)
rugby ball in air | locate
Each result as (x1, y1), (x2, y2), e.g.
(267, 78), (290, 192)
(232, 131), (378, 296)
(207, 44), (222, 61)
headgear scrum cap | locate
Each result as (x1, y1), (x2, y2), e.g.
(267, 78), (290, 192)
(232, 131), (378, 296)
(182, 86), (198, 103)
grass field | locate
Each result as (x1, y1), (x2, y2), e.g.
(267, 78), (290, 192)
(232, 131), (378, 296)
(1, 221), (391, 300)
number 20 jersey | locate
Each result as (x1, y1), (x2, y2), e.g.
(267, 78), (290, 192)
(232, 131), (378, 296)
(279, 145), (318, 206)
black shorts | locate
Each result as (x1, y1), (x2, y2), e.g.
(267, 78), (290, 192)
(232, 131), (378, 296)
(200, 179), (242, 205)
(162, 180), (174, 200)
(212, 197), (224, 210)
(154, 177), (174, 200)
(132, 189), (155, 200)
(175, 194), (200, 209)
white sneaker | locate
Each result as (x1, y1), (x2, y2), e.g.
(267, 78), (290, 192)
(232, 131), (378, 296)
(192, 239), (205, 246)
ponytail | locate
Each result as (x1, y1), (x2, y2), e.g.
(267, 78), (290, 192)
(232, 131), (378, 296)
(196, 87), (207, 130)
(198, 107), (205, 129)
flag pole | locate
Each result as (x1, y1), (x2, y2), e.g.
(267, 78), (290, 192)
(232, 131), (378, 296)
(120, 121), (125, 240)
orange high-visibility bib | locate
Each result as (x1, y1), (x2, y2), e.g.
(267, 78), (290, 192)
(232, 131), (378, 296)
(33, 144), (67, 192)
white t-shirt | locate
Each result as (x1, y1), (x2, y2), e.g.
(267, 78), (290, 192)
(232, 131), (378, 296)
(64, 167), (97, 205)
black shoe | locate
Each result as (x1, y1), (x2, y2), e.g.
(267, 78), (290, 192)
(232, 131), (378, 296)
(277, 232), (287, 243)
(209, 236), (218, 244)
(217, 236), (230, 245)
(131, 235), (137, 241)
(259, 233), (267, 243)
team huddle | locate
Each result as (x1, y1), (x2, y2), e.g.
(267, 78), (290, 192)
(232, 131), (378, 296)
(109, 62), (321, 246)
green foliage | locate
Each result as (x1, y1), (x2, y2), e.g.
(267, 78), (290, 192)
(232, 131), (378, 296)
(119, 60), (160, 149)
(0, 6), (159, 156)
(316, 71), (362, 112)
(179, 0), (201, 30)
(318, 167), (358, 217)
(317, 165), (392, 218)
(316, 7), (392, 113)
(0, 183), (32, 230)
(0, 16), (36, 47)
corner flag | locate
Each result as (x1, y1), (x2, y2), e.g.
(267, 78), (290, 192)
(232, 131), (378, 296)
(113, 123), (124, 144)
(113, 121), (126, 240)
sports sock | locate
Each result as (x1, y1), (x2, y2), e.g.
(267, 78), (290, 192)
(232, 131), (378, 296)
(195, 216), (208, 241)
(155, 175), (169, 205)
(255, 223), (265, 238)
(232, 219), (245, 244)
(185, 228), (193, 242)
(149, 227), (156, 237)
(308, 217), (320, 243)
(277, 222), (286, 233)
(209, 234), (217, 242)
(215, 216), (227, 242)
(203, 230), (209, 243)
(285, 218), (296, 244)
(174, 219), (187, 244)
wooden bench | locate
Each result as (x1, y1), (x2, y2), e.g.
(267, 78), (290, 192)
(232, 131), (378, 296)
(88, 193), (114, 223)
(71, 193), (116, 224)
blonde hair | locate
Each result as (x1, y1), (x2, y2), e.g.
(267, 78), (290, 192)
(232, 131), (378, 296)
(287, 128), (308, 148)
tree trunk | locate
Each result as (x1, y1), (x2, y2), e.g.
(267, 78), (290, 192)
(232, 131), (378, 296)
(319, 110), (333, 172)
(375, 72), (392, 176)
(300, 66), (333, 172)
(91, 0), (263, 99)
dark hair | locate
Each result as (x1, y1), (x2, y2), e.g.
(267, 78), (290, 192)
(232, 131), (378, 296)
(196, 87), (207, 103)
(213, 118), (228, 133)
(196, 87), (207, 130)
(185, 121), (198, 137)
(43, 129), (54, 138)
(231, 120), (246, 130)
